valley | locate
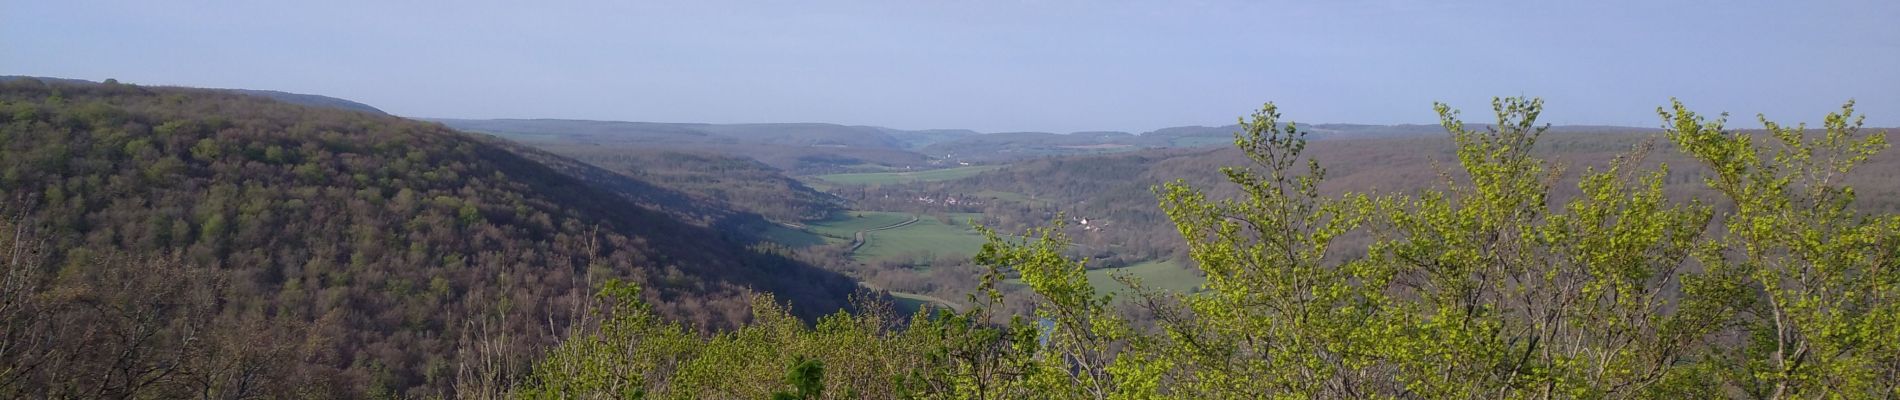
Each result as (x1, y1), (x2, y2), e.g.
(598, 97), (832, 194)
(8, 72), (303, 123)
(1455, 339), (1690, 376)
(7, 76), (1897, 398)
(13, 1), (1896, 396)
(447, 108), (1900, 320)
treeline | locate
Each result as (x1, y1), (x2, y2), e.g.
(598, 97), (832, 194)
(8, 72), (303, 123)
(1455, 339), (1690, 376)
(0, 79), (858, 397)
(516, 98), (1899, 398)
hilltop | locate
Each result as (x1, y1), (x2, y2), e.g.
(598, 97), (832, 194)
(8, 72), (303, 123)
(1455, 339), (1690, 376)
(0, 79), (857, 397)
(0, 76), (389, 115)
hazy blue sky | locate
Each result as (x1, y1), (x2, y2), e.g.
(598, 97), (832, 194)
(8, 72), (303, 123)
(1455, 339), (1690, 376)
(5, 1), (1896, 132)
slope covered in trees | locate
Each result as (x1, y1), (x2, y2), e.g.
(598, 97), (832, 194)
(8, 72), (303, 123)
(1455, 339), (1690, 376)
(517, 98), (1899, 398)
(0, 78), (858, 397)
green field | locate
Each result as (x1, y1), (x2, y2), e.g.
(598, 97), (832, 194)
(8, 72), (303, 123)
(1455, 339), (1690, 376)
(854, 214), (990, 262)
(1085, 259), (1203, 294)
(786, 211), (995, 263)
(806, 211), (917, 239)
(795, 211), (994, 263)
(812, 165), (1002, 185)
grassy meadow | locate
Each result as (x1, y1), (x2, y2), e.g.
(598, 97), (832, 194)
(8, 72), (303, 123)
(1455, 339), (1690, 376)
(806, 211), (918, 239)
(1085, 259), (1203, 294)
(852, 213), (990, 262)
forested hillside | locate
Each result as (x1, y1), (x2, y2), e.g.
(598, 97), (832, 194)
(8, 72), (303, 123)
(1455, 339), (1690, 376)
(514, 146), (841, 223)
(0, 79), (857, 397)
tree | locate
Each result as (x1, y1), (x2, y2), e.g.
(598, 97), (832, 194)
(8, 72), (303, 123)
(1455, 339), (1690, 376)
(1063, 97), (1873, 397)
(974, 223), (1145, 399)
(772, 357), (824, 400)
(1662, 99), (1900, 397)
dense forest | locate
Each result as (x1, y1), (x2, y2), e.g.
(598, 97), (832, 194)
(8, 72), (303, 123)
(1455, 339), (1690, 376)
(0, 79), (859, 398)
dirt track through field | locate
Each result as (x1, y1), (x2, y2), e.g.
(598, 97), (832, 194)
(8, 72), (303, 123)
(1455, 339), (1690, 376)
(843, 215), (968, 312)
(846, 215), (920, 254)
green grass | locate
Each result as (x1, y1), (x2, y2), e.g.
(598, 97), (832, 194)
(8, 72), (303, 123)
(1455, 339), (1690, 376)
(1085, 259), (1203, 294)
(855, 214), (990, 262)
(802, 211), (993, 263)
(806, 211), (917, 239)
(812, 165), (1002, 186)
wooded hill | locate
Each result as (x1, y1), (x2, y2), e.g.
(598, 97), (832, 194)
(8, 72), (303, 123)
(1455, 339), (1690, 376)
(0, 78), (858, 398)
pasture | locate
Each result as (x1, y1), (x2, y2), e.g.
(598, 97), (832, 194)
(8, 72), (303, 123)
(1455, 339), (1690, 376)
(806, 211), (917, 239)
(852, 213), (990, 262)
(1085, 259), (1203, 294)
(798, 211), (991, 263)
(812, 165), (1002, 185)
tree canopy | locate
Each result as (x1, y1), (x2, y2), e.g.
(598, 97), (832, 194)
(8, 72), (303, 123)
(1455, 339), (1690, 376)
(0, 79), (859, 398)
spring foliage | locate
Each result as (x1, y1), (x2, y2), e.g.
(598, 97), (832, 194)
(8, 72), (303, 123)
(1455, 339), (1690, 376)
(0, 80), (861, 398)
(524, 97), (1900, 400)
(525, 98), (1896, 398)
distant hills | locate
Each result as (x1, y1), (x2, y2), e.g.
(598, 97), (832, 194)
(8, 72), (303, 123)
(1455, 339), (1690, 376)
(1, 77), (1668, 174)
(1, 76), (1669, 168)
(432, 117), (1665, 171)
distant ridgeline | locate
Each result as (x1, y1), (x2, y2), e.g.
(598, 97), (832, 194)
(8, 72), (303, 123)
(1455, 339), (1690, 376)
(0, 76), (388, 115)
(0, 78), (858, 397)
(434, 116), (1667, 178)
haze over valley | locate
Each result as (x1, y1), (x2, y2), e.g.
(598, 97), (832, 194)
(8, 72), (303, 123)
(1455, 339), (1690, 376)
(5, 1), (1899, 397)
